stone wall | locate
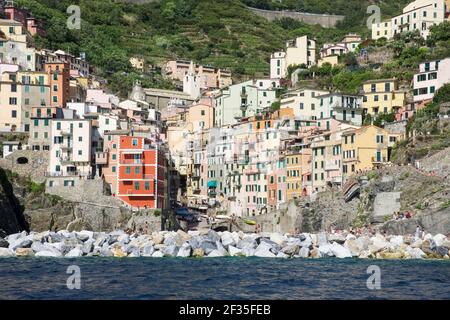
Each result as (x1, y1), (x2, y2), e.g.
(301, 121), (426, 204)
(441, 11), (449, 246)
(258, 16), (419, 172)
(248, 7), (345, 28)
(0, 150), (49, 183)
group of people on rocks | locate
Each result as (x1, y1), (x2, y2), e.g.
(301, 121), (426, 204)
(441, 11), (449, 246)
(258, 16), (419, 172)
(392, 210), (414, 221)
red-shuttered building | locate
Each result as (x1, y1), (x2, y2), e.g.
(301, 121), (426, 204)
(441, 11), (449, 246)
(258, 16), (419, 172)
(117, 136), (165, 209)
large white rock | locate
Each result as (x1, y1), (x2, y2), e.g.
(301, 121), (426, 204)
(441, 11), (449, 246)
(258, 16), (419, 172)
(390, 235), (404, 247)
(298, 246), (309, 258)
(8, 235), (33, 251)
(330, 242), (352, 258)
(220, 232), (235, 247)
(318, 244), (333, 256)
(35, 250), (62, 257)
(177, 244), (191, 257)
(276, 251), (289, 259)
(0, 248), (14, 257)
(231, 232), (240, 245)
(406, 247), (426, 259)
(433, 234), (447, 247)
(254, 242), (276, 258)
(269, 233), (286, 246)
(207, 249), (225, 257)
(151, 250), (164, 257)
(344, 239), (362, 256)
(369, 235), (389, 253)
(228, 245), (243, 257)
(142, 245), (155, 257)
(65, 247), (83, 257)
(76, 231), (94, 242)
(6, 231), (27, 243)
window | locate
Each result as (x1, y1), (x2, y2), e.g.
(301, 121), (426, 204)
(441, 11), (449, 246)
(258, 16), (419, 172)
(374, 95), (379, 102)
(55, 165), (60, 172)
(53, 96), (58, 103)
(78, 123), (83, 128)
(134, 182), (140, 190)
(132, 139), (138, 146)
(78, 150), (82, 156)
(300, 103), (304, 110)
(112, 166), (116, 173)
(144, 182), (150, 190)
(53, 85), (58, 92)
(78, 136), (83, 142)
(126, 167), (131, 174)
(430, 86), (435, 94)
(9, 98), (17, 105)
(371, 84), (376, 92)
(135, 167), (140, 174)
(44, 119), (49, 126)
(376, 135), (384, 143)
(11, 110), (17, 118)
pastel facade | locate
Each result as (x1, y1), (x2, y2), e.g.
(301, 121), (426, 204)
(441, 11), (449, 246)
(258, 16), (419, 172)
(48, 119), (92, 177)
(318, 93), (364, 126)
(372, 0), (449, 40)
(0, 70), (50, 132)
(362, 79), (407, 116)
(164, 60), (232, 89)
(29, 106), (64, 151)
(280, 89), (329, 120)
(270, 36), (316, 79)
(413, 58), (450, 103)
(214, 79), (278, 126)
(341, 125), (389, 180)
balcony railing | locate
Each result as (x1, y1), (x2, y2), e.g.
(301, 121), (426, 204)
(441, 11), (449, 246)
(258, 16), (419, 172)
(372, 157), (387, 163)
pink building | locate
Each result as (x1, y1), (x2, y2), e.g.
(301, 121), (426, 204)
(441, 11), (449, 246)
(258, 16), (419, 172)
(413, 58), (450, 103)
(3, 4), (45, 36)
(164, 60), (232, 89)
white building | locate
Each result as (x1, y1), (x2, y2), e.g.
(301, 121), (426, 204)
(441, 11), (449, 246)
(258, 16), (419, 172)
(214, 79), (278, 127)
(280, 88), (330, 120)
(317, 93), (364, 126)
(270, 36), (316, 79)
(270, 52), (287, 79)
(372, 0), (449, 40)
(48, 119), (92, 177)
(183, 61), (201, 100)
(67, 102), (98, 119)
(1, 141), (21, 158)
(413, 57), (450, 102)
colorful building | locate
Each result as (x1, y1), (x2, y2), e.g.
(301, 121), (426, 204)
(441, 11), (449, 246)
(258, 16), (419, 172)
(362, 79), (407, 117)
(116, 136), (165, 209)
(341, 125), (389, 180)
(43, 62), (70, 107)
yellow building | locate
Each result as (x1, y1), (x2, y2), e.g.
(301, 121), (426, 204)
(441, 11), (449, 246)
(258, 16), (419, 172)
(0, 70), (50, 132)
(362, 79), (406, 117)
(341, 125), (389, 179)
(286, 149), (311, 200)
(0, 19), (28, 43)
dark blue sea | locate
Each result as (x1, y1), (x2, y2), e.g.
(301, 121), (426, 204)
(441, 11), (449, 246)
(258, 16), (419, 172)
(0, 258), (449, 299)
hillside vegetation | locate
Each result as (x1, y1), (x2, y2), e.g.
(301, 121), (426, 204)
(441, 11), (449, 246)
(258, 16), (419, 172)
(15, 0), (405, 94)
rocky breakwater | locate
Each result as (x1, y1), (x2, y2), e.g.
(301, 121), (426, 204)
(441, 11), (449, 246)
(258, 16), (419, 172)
(1, 229), (450, 259)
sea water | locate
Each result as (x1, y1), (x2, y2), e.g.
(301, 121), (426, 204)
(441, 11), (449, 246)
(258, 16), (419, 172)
(0, 257), (449, 299)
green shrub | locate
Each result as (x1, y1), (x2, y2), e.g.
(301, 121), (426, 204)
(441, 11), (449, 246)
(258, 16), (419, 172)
(154, 209), (161, 217)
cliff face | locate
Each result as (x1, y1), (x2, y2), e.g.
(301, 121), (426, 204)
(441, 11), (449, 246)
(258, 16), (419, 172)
(0, 167), (161, 235)
(0, 169), (28, 235)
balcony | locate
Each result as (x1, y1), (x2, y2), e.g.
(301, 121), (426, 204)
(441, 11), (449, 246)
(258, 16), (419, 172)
(59, 157), (75, 165)
(60, 144), (72, 151)
(95, 152), (108, 165)
(372, 156), (387, 163)
(60, 130), (72, 136)
(119, 189), (154, 197)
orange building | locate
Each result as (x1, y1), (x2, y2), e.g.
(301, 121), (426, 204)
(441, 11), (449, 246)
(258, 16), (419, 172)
(44, 62), (70, 107)
(117, 136), (165, 209)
